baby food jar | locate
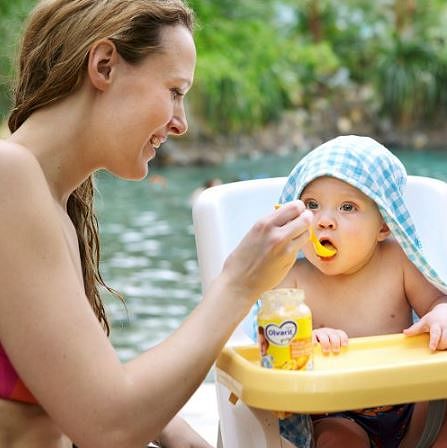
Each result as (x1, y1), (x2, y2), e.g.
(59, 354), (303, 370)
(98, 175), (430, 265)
(257, 288), (313, 370)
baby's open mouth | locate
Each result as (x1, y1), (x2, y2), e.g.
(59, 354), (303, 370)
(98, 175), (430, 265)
(318, 239), (337, 259)
(320, 239), (335, 250)
(309, 227), (337, 257)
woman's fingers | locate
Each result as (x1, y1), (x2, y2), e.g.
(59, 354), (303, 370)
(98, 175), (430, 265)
(272, 201), (313, 248)
(222, 200), (313, 302)
(271, 200), (307, 226)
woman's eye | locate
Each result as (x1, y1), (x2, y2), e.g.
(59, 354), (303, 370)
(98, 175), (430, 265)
(305, 200), (319, 210)
(340, 202), (356, 212)
(170, 88), (183, 100)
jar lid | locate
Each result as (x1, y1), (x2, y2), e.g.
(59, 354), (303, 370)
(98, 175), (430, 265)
(261, 288), (305, 302)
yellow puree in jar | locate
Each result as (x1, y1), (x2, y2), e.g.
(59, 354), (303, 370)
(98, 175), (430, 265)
(257, 288), (313, 370)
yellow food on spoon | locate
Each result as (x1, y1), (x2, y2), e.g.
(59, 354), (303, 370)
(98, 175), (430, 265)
(274, 204), (337, 257)
(308, 227), (337, 257)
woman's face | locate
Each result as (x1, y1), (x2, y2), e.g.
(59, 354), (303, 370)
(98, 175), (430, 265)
(98, 25), (196, 179)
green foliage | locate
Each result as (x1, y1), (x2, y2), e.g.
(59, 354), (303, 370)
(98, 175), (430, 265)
(189, 0), (340, 134)
(188, 0), (447, 133)
(273, 0), (447, 127)
(369, 0), (447, 125)
(1, 0), (447, 131)
(375, 38), (446, 126)
(0, 0), (35, 120)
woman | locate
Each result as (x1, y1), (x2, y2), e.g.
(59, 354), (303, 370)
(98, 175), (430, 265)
(0, 0), (312, 446)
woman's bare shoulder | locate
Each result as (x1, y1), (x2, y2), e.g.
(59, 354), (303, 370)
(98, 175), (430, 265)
(0, 140), (50, 198)
(0, 139), (59, 252)
(0, 139), (43, 170)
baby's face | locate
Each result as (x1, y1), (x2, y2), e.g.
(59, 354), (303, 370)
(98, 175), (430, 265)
(300, 176), (389, 275)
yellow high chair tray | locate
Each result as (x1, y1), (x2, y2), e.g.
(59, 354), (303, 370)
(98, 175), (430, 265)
(216, 333), (447, 414)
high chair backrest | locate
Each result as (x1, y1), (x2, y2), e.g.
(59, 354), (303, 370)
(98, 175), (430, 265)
(404, 176), (447, 280)
(192, 175), (447, 344)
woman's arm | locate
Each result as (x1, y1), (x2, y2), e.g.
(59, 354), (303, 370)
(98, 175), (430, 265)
(0, 144), (312, 448)
(157, 415), (212, 448)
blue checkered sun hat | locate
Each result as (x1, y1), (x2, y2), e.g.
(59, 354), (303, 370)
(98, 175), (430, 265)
(278, 135), (447, 294)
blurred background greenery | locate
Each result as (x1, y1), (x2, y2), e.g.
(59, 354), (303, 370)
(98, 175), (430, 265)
(1, 0), (447, 150)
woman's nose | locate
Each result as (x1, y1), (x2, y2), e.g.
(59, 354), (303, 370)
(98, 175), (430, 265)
(168, 104), (188, 136)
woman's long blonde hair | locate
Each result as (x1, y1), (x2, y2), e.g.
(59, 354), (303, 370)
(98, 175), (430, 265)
(8, 0), (194, 334)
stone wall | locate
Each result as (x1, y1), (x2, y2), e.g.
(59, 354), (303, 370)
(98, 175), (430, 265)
(161, 85), (447, 166)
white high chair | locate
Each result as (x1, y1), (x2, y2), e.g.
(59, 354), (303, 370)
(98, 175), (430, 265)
(192, 175), (447, 448)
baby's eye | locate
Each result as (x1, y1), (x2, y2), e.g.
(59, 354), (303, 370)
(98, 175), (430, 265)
(340, 202), (357, 212)
(304, 199), (319, 210)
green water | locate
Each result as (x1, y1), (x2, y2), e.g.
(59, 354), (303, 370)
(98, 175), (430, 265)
(95, 148), (447, 361)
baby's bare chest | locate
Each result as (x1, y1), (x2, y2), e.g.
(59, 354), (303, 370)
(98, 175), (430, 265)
(304, 277), (413, 337)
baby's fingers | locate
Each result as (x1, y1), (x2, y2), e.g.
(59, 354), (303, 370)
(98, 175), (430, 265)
(328, 330), (348, 353)
(429, 323), (442, 351)
(403, 319), (427, 337)
(338, 330), (349, 349)
(315, 332), (332, 354)
(314, 329), (348, 354)
(429, 324), (447, 351)
(439, 328), (447, 351)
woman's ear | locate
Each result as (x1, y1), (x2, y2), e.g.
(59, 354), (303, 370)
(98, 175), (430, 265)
(87, 39), (118, 91)
(377, 221), (391, 242)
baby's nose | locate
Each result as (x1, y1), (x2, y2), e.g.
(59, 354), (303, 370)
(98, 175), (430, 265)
(316, 213), (336, 229)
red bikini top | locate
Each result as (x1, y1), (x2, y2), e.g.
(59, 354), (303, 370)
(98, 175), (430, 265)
(0, 343), (38, 404)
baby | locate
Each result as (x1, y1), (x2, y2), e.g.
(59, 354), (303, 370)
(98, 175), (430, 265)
(276, 136), (447, 448)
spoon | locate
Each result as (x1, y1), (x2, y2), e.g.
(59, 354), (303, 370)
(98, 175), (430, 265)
(274, 204), (337, 257)
(308, 227), (337, 257)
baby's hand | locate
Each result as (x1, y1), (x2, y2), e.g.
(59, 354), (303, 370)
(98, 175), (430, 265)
(313, 328), (348, 354)
(403, 303), (447, 351)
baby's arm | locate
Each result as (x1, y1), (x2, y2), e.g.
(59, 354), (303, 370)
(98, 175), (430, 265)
(401, 253), (447, 351)
(313, 328), (349, 354)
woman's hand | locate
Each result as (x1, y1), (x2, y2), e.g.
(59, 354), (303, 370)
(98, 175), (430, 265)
(157, 415), (213, 448)
(221, 200), (312, 304)
(313, 328), (349, 354)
